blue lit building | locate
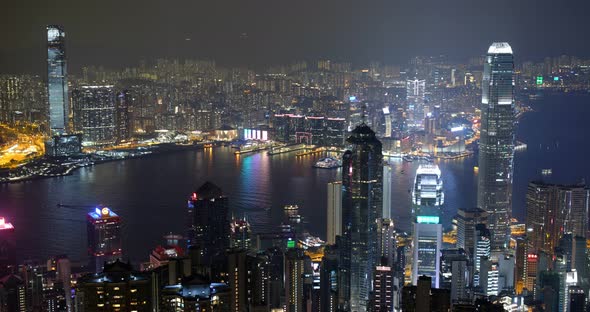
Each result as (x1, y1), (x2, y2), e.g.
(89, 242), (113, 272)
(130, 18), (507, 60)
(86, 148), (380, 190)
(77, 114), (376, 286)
(46, 25), (69, 135)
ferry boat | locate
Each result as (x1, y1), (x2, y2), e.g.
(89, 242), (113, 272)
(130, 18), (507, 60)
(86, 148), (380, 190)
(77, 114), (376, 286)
(313, 157), (341, 169)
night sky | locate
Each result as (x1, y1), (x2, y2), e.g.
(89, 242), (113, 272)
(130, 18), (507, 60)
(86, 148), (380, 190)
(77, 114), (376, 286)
(1, 0), (589, 73)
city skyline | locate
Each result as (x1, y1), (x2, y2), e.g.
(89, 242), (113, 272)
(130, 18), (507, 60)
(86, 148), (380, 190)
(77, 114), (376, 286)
(1, 2), (590, 309)
(2, 0), (590, 73)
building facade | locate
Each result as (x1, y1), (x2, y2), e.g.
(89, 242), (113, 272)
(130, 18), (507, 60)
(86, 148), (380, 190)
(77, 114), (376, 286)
(72, 85), (117, 145)
(412, 221), (442, 288)
(526, 181), (590, 255)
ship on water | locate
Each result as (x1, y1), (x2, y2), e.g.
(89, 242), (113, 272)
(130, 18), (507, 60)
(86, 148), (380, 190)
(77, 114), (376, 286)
(312, 157), (341, 169)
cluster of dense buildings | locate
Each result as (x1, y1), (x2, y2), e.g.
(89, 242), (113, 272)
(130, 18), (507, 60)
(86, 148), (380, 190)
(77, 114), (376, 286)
(2, 23), (590, 312)
(1, 25), (589, 160)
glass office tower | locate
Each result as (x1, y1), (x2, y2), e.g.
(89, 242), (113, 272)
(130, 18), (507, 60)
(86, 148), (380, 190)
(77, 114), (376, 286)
(47, 25), (69, 135)
(477, 42), (516, 249)
(412, 221), (442, 288)
(341, 123), (383, 312)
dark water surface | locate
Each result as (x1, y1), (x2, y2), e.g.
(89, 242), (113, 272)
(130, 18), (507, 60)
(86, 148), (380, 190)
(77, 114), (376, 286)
(1, 93), (589, 263)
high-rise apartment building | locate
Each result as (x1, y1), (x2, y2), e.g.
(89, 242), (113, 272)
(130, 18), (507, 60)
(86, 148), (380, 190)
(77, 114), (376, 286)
(477, 42), (516, 249)
(371, 264), (394, 312)
(72, 85), (116, 145)
(341, 123), (383, 312)
(285, 248), (308, 312)
(377, 218), (396, 267)
(326, 181), (342, 245)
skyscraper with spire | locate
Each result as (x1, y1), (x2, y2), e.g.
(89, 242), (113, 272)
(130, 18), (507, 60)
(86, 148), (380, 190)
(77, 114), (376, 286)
(341, 123), (383, 312)
(477, 42), (516, 250)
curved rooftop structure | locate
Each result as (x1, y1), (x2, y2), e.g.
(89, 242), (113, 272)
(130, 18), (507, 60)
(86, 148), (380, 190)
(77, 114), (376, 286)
(193, 181), (224, 200)
(412, 164), (444, 206)
(346, 123), (381, 145)
(487, 42), (513, 54)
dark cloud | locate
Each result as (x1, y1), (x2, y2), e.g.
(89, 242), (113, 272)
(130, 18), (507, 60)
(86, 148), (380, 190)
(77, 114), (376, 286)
(1, 0), (589, 73)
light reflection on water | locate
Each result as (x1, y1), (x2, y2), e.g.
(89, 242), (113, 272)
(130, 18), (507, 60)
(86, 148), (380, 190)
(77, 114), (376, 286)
(0, 93), (588, 263)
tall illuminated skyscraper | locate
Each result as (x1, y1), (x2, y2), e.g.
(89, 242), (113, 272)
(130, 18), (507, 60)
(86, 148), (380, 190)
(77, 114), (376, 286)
(46, 25), (69, 135)
(477, 42), (516, 249)
(341, 123), (383, 312)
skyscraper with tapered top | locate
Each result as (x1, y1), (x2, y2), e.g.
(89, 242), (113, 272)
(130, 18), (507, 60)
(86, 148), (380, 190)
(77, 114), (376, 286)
(341, 123), (383, 312)
(477, 42), (516, 250)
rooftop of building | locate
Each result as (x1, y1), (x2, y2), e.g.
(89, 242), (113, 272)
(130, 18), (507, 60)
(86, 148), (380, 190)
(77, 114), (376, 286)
(152, 245), (184, 260)
(87, 207), (119, 220)
(78, 259), (149, 284)
(416, 164), (442, 178)
(529, 179), (587, 189)
(192, 181), (224, 200)
(0, 274), (23, 288)
(346, 123), (382, 145)
(488, 42), (513, 54)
